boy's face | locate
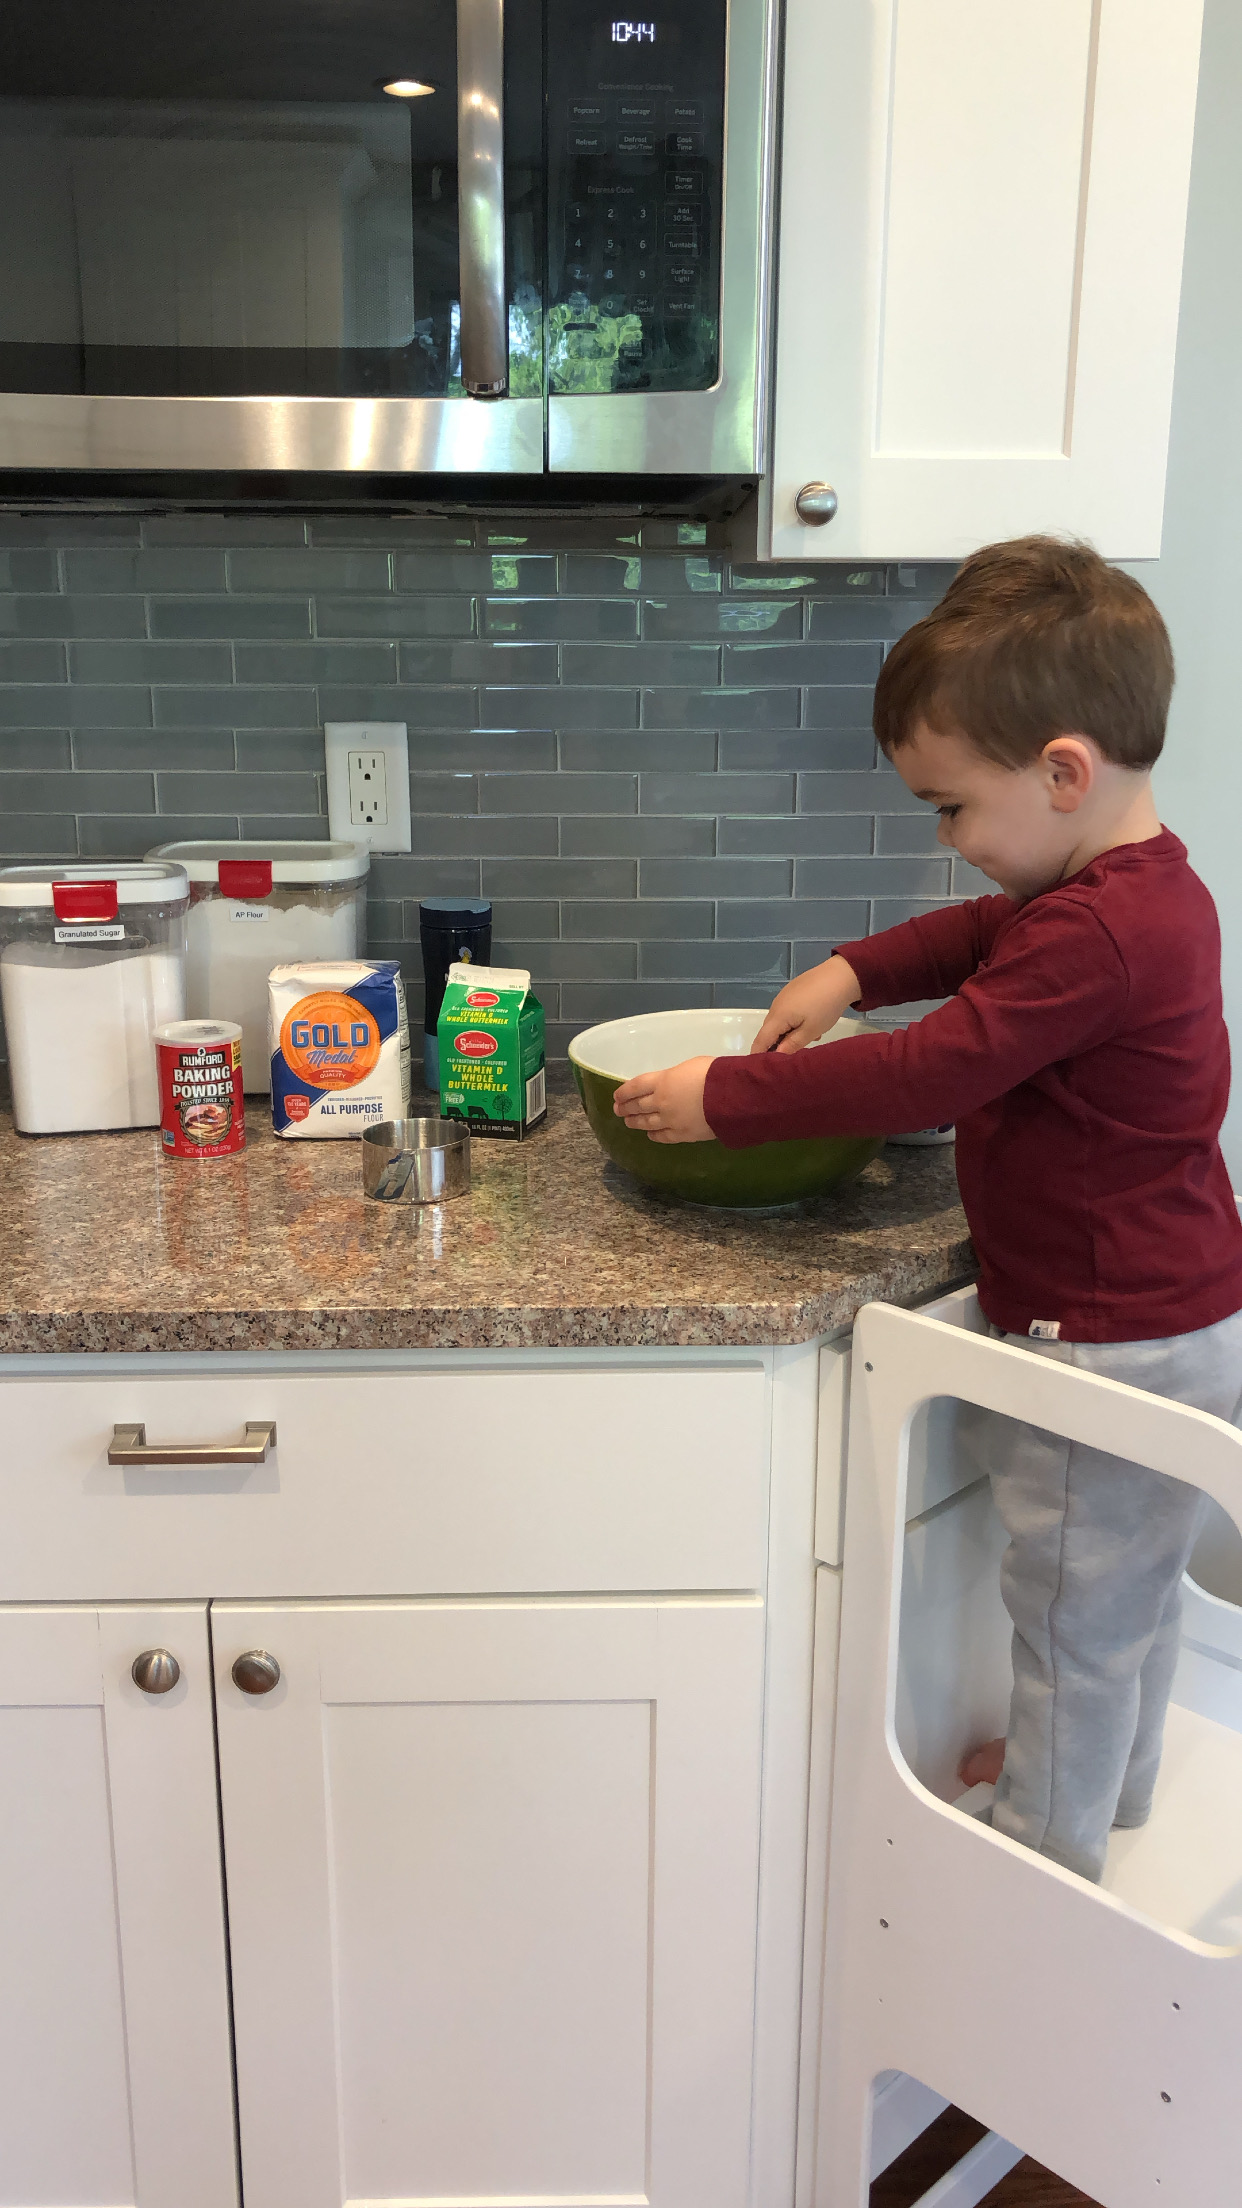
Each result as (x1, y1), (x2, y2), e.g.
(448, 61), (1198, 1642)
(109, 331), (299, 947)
(891, 719), (1086, 900)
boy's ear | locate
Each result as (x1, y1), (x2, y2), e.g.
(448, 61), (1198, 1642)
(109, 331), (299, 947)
(1041, 735), (1096, 812)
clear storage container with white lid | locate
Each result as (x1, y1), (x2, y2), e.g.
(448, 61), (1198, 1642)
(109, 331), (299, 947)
(147, 840), (369, 1092)
(0, 861), (189, 1134)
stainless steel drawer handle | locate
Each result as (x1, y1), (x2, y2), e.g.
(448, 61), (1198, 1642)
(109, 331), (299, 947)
(132, 1648), (181, 1694)
(108, 1421), (277, 1467)
(232, 1650), (281, 1696)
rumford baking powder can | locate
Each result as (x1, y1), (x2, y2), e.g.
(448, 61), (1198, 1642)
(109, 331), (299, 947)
(154, 1019), (245, 1158)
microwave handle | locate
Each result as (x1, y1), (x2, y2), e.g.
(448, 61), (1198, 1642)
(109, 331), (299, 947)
(457, 0), (509, 397)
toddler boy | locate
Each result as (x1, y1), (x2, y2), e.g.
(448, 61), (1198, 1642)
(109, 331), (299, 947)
(614, 536), (1242, 1883)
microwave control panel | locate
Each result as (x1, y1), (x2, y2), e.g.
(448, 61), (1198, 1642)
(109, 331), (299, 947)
(546, 0), (726, 394)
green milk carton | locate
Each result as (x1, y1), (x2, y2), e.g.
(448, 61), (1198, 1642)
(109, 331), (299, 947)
(438, 962), (547, 1138)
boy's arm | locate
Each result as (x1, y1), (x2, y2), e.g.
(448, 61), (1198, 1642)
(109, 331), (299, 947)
(835, 894), (1013, 1009)
(749, 895), (1013, 1056)
(704, 897), (1128, 1144)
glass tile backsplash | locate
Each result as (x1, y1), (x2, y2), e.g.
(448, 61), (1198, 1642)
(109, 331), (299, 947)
(0, 510), (975, 1057)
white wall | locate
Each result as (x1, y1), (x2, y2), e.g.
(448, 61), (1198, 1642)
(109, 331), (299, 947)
(1128, 0), (1242, 1179)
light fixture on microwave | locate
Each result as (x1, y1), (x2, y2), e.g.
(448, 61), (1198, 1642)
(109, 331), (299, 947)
(381, 77), (436, 97)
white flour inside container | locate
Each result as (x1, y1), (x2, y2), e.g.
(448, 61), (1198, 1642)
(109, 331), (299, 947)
(187, 887), (362, 1091)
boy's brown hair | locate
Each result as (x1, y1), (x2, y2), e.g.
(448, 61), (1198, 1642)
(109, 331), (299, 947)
(872, 536), (1173, 770)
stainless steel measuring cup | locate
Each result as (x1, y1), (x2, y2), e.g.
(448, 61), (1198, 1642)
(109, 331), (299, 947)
(361, 1118), (471, 1203)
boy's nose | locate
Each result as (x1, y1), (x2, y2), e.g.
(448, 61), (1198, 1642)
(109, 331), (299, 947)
(936, 817), (956, 847)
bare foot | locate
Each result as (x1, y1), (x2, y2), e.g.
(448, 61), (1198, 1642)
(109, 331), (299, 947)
(958, 1738), (1006, 1788)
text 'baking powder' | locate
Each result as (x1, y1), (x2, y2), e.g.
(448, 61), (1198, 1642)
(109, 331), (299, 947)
(155, 1020), (245, 1158)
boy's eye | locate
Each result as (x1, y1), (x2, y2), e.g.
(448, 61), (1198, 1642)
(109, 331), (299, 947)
(937, 804), (961, 821)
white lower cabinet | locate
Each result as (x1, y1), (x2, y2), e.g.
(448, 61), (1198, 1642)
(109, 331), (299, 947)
(0, 1346), (829, 2208)
(214, 1596), (765, 2208)
(0, 1603), (237, 2208)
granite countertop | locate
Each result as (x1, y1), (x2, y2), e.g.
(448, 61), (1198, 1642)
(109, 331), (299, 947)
(0, 1077), (973, 1353)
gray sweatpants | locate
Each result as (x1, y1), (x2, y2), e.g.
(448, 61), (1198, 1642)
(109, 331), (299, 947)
(973, 1308), (1242, 1884)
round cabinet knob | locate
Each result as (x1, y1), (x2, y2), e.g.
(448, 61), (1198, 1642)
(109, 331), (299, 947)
(232, 1649), (281, 1696)
(795, 481), (839, 527)
(132, 1648), (181, 1695)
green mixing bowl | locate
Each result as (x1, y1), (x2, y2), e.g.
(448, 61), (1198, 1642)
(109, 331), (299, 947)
(568, 1007), (884, 1208)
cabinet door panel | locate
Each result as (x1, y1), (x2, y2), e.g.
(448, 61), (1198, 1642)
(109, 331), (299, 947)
(770, 0), (1203, 558)
(215, 1597), (765, 2208)
(0, 1604), (237, 2208)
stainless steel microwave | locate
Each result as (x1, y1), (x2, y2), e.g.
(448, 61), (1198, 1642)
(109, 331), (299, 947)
(0, 0), (775, 496)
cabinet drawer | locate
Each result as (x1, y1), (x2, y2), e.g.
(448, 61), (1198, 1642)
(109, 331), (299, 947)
(0, 1364), (768, 1602)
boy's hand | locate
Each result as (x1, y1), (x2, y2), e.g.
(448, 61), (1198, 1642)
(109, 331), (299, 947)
(750, 954), (862, 1055)
(613, 1056), (716, 1143)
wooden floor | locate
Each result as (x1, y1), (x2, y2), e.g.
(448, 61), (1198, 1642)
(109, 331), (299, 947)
(871, 2106), (1102, 2207)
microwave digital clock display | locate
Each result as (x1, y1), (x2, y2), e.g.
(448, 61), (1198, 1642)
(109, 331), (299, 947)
(611, 20), (656, 39)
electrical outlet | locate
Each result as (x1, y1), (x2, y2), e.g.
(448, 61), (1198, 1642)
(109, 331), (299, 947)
(348, 749), (388, 827)
(324, 722), (411, 853)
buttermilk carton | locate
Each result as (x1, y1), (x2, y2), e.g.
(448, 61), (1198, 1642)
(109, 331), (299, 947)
(438, 962), (546, 1138)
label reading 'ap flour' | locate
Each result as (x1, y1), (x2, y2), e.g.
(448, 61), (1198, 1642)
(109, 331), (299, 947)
(269, 959), (410, 1138)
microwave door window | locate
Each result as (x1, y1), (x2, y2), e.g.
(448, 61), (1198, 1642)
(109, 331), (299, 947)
(0, 0), (542, 401)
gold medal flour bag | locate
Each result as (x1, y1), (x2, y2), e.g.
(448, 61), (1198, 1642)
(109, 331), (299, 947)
(269, 959), (409, 1137)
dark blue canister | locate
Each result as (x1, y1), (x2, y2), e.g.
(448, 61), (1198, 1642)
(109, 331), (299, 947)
(418, 897), (492, 1088)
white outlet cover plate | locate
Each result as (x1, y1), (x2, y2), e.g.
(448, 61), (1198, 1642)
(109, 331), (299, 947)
(324, 721), (412, 853)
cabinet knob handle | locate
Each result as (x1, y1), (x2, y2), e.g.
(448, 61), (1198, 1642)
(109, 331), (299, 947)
(132, 1648), (181, 1695)
(795, 481), (839, 526)
(232, 1650), (281, 1696)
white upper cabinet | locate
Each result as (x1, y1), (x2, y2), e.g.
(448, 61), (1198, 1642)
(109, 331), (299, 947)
(768, 0), (1204, 560)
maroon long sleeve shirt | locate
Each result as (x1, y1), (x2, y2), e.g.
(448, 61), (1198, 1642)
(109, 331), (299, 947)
(703, 829), (1242, 1342)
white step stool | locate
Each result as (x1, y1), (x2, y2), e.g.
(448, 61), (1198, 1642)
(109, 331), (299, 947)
(813, 1297), (1242, 2208)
